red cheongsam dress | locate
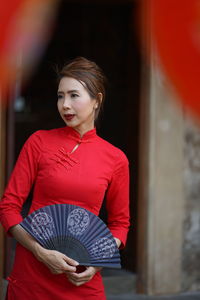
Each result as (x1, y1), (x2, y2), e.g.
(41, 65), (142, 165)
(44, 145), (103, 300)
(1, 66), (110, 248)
(0, 126), (130, 300)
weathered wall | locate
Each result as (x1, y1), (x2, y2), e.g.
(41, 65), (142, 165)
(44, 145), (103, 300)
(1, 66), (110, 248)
(137, 55), (200, 294)
(182, 117), (200, 291)
(137, 56), (185, 295)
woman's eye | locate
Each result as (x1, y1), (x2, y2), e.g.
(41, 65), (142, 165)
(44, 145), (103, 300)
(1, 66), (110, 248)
(71, 93), (79, 98)
(57, 94), (63, 100)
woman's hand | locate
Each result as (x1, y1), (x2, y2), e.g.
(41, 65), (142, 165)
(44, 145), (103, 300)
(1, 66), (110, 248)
(34, 245), (79, 274)
(114, 237), (121, 248)
(66, 266), (102, 286)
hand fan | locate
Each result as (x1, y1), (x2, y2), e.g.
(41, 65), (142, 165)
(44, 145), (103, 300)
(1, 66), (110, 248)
(20, 204), (121, 269)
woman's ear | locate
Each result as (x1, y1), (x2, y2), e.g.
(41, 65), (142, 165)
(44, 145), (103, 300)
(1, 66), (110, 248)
(94, 93), (103, 112)
(97, 93), (103, 107)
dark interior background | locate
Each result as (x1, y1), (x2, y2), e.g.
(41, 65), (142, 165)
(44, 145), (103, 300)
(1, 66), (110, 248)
(6, 0), (141, 275)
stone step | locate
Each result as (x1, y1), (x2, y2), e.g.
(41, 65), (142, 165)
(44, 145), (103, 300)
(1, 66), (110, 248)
(102, 269), (137, 296)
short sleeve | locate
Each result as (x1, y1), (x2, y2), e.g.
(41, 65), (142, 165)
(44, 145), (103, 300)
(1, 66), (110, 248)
(0, 131), (42, 233)
(106, 154), (130, 248)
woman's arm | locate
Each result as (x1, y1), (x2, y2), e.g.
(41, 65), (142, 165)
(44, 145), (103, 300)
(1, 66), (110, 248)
(10, 224), (79, 274)
(105, 155), (130, 248)
(0, 132), (42, 232)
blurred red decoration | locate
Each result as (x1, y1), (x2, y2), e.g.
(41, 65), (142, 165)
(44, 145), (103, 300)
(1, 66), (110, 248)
(150, 0), (200, 120)
(0, 0), (59, 99)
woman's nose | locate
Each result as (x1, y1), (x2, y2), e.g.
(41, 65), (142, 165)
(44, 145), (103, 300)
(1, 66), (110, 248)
(63, 98), (71, 109)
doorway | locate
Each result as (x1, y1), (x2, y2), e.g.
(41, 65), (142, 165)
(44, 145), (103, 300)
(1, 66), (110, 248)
(5, 0), (141, 283)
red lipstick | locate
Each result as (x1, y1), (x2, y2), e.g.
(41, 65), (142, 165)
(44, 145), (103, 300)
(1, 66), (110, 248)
(64, 114), (75, 121)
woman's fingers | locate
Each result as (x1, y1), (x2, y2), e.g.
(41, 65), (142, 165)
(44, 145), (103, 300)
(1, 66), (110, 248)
(67, 273), (89, 286)
(67, 277), (87, 286)
(63, 255), (79, 268)
(68, 270), (91, 281)
(66, 266), (102, 286)
(38, 249), (79, 274)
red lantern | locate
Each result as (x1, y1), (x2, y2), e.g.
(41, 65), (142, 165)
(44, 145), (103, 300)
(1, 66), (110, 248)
(149, 0), (200, 120)
(0, 0), (59, 98)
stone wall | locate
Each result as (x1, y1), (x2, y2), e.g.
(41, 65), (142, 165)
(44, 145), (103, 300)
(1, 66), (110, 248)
(182, 117), (200, 291)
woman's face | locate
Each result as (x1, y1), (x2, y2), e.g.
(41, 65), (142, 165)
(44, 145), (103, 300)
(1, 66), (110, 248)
(57, 77), (98, 136)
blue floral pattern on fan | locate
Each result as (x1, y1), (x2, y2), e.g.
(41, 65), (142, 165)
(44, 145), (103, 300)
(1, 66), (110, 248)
(31, 212), (54, 240)
(20, 204), (121, 269)
(67, 208), (90, 235)
(90, 237), (116, 259)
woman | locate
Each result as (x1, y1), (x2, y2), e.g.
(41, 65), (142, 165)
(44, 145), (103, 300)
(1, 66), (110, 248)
(0, 57), (130, 299)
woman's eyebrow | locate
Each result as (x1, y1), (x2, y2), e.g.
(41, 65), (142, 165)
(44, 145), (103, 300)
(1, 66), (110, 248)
(67, 89), (79, 93)
(57, 89), (79, 94)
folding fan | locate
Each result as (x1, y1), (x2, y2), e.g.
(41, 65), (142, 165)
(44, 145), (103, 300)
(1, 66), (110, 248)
(20, 204), (121, 269)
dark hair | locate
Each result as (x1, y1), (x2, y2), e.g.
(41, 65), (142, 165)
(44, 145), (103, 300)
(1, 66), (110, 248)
(57, 57), (106, 120)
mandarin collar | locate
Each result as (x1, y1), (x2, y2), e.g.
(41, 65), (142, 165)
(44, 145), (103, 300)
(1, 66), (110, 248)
(64, 126), (97, 143)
